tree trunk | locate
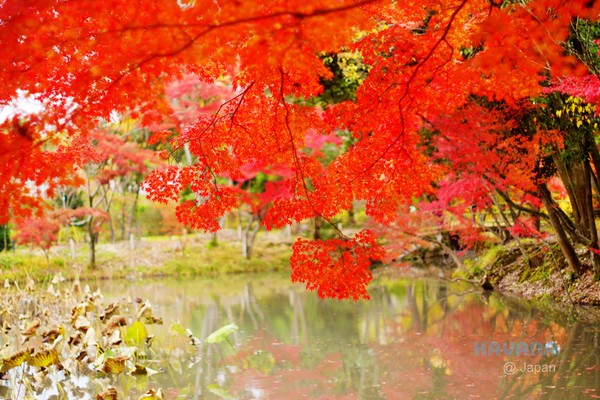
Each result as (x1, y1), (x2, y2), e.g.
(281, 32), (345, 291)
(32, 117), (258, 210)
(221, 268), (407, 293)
(348, 205), (355, 226)
(242, 231), (248, 258)
(491, 191), (532, 268)
(128, 186), (140, 237)
(584, 160), (600, 276)
(44, 250), (50, 268)
(539, 183), (582, 276)
(108, 214), (116, 244)
(553, 151), (582, 228)
(121, 194), (128, 241)
(586, 131), (600, 193)
(87, 217), (97, 270)
(313, 216), (322, 240)
(246, 223), (261, 259)
(571, 162), (591, 237)
(242, 216), (261, 259)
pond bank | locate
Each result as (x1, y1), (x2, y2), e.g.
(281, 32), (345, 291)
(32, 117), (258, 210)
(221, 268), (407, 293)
(0, 231), (292, 284)
(5, 229), (600, 308)
(401, 239), (600, 306)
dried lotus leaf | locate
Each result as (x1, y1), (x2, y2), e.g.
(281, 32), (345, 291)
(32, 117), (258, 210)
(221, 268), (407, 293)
(20, 318), (40, 337)
(102, 316), (126, 336)
(1, 348), (32, 372)
(139, 388), (164, 400)
(97, 387), (118, 400)
(101, 303), (120, 321)
(100, 355), (129, 374)
(73, 315), (91, 333)
(28, 349), (59, 368)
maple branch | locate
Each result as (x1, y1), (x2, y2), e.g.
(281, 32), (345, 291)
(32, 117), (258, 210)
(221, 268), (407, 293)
(164, 83), (255, 190)
(494, 188), (548, 220)
(2, 0), (380, 168)
(394, 0), (468, 126)
(104, 0), (383, 34)
(174, 83), (254, 150)
(341, 0), (469, 190)
(200, 88), (256, 190)
(278, 67), (346, 239)
(4, 1), (380, 163)
(278, 70), (314, 206)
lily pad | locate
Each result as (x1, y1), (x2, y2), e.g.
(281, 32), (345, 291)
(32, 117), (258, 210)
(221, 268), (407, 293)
(205, 324), (239, 344)
(126, 321), (147, 345)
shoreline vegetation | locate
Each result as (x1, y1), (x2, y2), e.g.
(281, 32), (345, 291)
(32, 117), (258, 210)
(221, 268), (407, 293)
(398, 238), (600, 307)
(4, 225), (600, 308)
(0, 229), (292, 284)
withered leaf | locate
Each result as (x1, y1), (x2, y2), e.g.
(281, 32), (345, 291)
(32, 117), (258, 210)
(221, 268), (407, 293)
(139, 388), (164, 400)
(102, 316), (126, 336)
(20, 318), (40, 337)
(1, 348), (32, 372)
(28, 349), (60, 368)
(97, 387), (118, 400)
(100, 355), (129, 374)
(101, 303), (120, 322)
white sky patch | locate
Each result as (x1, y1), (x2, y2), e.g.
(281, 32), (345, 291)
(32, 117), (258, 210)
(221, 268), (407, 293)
(0, 90), (45, 122)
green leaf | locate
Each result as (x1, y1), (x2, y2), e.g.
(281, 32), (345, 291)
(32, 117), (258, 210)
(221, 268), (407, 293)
(169, 322), (186, 336)
(126, 321), (148, 345)
(205, 324), (238, 344)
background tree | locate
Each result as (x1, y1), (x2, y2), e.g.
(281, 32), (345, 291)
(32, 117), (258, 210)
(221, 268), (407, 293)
(233, 164), (293, 259)
(14, 217), (60, 267)
(78, 129), (157, 267)
(53, 207), (110, 268)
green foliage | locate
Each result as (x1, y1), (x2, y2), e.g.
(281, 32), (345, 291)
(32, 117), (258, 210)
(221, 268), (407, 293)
(533, 92), (600, 167)
(470, 265), (484, 277)
(565, 19), (600, 74)
(471, 245), (504, 277)
(205, 323), (239, 344)
(0, 253), (70, 281)
(207, 385), (236, 400)
(53, 190), (84, 211)
(240, 172), (268, 193)
(136, 202), (164, 236)
(317, 51), (370, 105)
(207, 236), (219, 249)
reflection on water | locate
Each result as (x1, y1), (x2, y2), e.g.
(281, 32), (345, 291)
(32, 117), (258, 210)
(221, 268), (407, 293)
(96, 274), (600, 399)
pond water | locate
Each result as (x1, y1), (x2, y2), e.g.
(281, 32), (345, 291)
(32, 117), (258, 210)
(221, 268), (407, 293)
(89, 273), (600, 400)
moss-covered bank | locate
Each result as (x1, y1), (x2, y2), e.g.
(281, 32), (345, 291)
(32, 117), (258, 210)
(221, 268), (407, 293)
(460, 240), (600, 305)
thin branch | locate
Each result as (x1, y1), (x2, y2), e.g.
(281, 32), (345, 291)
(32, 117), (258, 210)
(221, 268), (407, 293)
(278, 68), (346, 239)
(339, 0), (469, 188)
